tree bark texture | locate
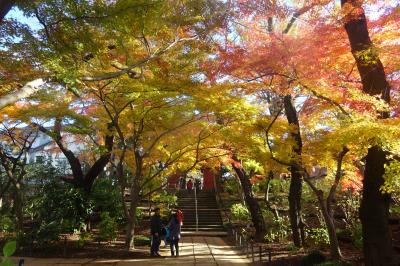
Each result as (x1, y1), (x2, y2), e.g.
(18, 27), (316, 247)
(231, 157), (266, 240)
(341, 1), (396, 264)
(283, 95), (305, 247)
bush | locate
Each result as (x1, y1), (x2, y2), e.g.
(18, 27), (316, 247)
(224, 179), (241, 195)
(36, 221), (63, 247)
(97, 212), (118, 243)
(230, 203), (250, 223)
(264, 215), (290, 243)
(134, 235), (151, 246)
(77, 231), (93, 248)
(0, 216), (15, 237)
(135, 208), (143, 225)
(21, 180), (93, 249)
(306, 228), (330, 247)
(352, 224), (363, 249)
(156, 191), (177, 206)
(91, 178), (124, 222)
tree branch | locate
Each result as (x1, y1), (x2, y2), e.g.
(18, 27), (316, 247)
(0, 79), (45, 110)
(81, 36), (197, 82)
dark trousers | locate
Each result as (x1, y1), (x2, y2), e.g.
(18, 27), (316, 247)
(151, 234), (161, 255)
(170, 238), (179, 256)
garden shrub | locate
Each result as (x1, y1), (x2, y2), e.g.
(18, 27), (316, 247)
(230, 203), (250, 223)
(306, 228), (330, 247)
(97, 212), (118, 243)
(264, 215), (290, 243)
(156, 191), (177, 206)
(352, 224), (363, 249)
(224, 179), (240, 195)
(134, 235), (151, 246)
(0, 216), (15, 238)
(135, 208), (143, 225)
(77, 231), (93, 248)
(91, 178), (124, 222)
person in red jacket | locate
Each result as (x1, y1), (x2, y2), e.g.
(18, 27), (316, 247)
(186, 179), (193, 192)
(177, 209), (183, 226)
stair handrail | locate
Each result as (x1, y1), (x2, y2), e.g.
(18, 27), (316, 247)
(194, 186), (199, 232)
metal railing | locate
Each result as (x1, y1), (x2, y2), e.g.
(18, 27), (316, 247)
(194, 187), (199, 232)
(228, 226), (273, 263)
(214, 177), (274, 262)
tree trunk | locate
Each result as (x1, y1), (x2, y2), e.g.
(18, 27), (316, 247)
(288, 169), (304, 247)
(125, 181), (140, 250)
(341, 1), (396, 264)
(283, 95), (305, 247)
(14, 182), (23, 232)
(360, 147), (394, 265)
(231, 158), (265, 240)
(319, 196), (342, 260)
(125, 213), (136, 250)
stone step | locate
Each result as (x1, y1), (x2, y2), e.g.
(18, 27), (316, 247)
(184, 223), (223, 227)
(181, 231), (227, 236)
(182, 227), (225, 232)
(177, 189), (224, 233)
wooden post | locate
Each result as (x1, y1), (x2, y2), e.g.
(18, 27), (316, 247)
(259, 246), (262, 261)
(269, 250), (272, 262)
(63, 235), (67, 256)
(251, 242), (255, 262)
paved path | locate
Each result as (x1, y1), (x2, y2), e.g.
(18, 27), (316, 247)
(12, 236), (251, 266)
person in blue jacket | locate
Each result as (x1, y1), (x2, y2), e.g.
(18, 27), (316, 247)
(167, 213), (181, 257)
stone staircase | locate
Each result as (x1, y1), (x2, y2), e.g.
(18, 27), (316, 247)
(177, 190), (225, 234)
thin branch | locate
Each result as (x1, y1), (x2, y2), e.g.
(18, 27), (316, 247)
(327, 147), (349, 214)
(300, 83), (350, 117)
(81, 36), (197, 81)
(264, 108), (293, 167)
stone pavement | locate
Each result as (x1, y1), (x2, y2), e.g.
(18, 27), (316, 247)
(11, 236), (251, 266)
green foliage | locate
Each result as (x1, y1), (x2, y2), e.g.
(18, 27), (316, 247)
(264, 212), (290, 243)
(1, 240), (16, 266)
(383, 160), (400, 193)
(91, 178), (124, 222)
(352, 224), (363, 249)
(0, 216), (15, 237)
(23, 178), (93, 247)
(243, 159), (263, 175)
(390, 205), (400, 215)
(97, 212), (118, 243)
(35, 221), (64, 247)
(154, 191), (178, 207)
(306, 228), (330, 247)
(224, 178), (241, 195)
(230, 203), (250, 223)
(134, 235), (151, 246)
(2, 240), (16, 257)
(135, 208), (143, 225)
(36, 181), (92, 234)
(77, 231), (93, 248)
